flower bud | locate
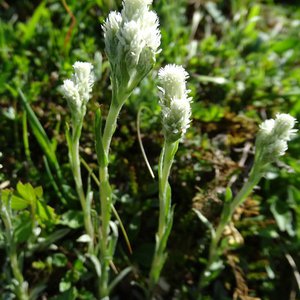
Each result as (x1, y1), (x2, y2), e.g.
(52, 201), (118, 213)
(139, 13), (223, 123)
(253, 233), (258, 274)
(103, 0), (160, 105)
(158, 64), (192, 143)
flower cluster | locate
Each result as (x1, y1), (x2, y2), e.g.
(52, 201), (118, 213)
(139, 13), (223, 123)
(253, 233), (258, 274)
(103, 0), (161, 104)
(61, 62), (94, 119)
(158, 64), (192, 143)
(255, 113), (297, 165)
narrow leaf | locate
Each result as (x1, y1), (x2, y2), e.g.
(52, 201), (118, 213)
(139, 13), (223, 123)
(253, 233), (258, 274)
(192, 208), (216, 238)
(87, 254), (101, 278)
(108, 267), (132, 293)
(18, 88), (57, 166)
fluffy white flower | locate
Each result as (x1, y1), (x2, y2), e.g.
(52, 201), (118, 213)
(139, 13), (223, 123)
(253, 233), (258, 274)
(259, 119), (275, 135)
(104, 0), (160, 57)
(271, 140), (288, 157)
(162, 98), (191, 137)
(158, 64), (192, 142)
(103, 11), (122, 34)
(122, 0), (153, 21)
(121, 1), (160, 54)
(72, 62), (94, 102)
(158, 65), (189, 102)
(103, 0), (160, 101)
(273, 113), (297, 141)
(141, 11), (161, 52)
(61, 62), (94, 117)
(61, 79), (80, 108)
(256, 113), (297, 163)
(118, 20), (145, 63)
(259, 113), (297, 144)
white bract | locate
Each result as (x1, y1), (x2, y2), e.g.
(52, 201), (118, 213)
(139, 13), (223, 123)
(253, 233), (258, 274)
(61, 62), (94, 118)
(256, 113), (297, 164)
(103, 0), (160, 103)
(158, 64), (192, 142)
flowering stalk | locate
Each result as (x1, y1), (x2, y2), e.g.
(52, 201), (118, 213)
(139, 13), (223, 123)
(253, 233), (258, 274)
(96, 101), (121, 298)
(149, 65), (192, 293)
(99, 1), (161, 298)
(148, 139), (178, 291)
(0, 198), (29, 300)
(198, 113), (297, 291)
(61, 62), (95, 253)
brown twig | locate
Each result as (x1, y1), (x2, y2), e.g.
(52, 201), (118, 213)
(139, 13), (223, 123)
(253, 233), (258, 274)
(61, 0), (77, 49)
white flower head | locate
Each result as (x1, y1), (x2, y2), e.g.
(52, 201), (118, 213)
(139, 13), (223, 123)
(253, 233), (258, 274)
(61, 61), (94, 118)
(103, 11), (122, 34)
(272, 140), (288, 157)
(61, 79), (80, 108)
(158, 64), (189, 102)
(273, 113), (297, 141)
(122, 0), (153, 21)
(119, 20), (145, 63)
(72, 62), (94, 102)
(158, 64), (192, 142)
(259, 119), (275, 135)
(103, 0), (160, 103)
(141, 10), (161, 51)
(121, 1), (160, 54)
(256, 113), (297, 164)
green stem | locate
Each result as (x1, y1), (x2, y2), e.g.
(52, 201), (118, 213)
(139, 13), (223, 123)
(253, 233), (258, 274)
(198, 167), (262, 291)
(70, 121), (94, 254)
(102, 103), (123, 156)
(98, 102), (123, 299)
(149, 141), (178, 293)
(158, 141), (177, 238)
(99, 165), (111, 298)
(80, 157), (133, 254)
(1, 204), (29, 300)
(22, 111), (31, 164)
(10, 246), (29, 300)
(229, 174), (261, 220)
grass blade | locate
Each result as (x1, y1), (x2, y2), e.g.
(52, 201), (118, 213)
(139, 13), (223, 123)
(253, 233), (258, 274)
(22, 111), (31, 163)
(43, 156), (66, 205)
(18, 88), (56, 165)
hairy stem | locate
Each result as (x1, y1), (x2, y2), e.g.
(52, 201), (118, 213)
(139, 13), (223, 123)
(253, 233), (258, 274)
(98, 102), (123, 299)
(10, 246), (29, 300)
(158, 141), (177, 238)
(70, 121), (94, 253)
(149, 140), (178, 294)
(198, 166), (262, 292)
(1, 203), (29, 300)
